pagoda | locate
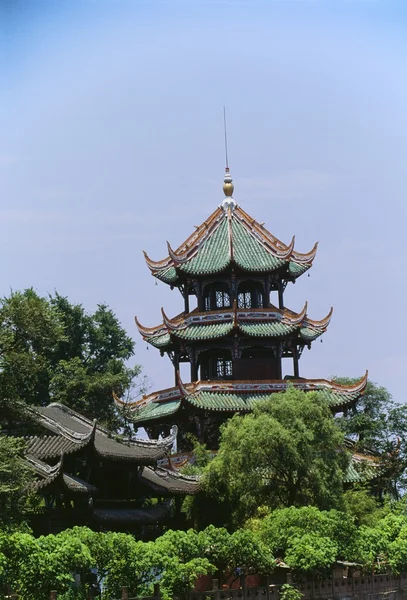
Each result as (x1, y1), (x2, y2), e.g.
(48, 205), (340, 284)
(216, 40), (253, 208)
(117, 167), (368, 449)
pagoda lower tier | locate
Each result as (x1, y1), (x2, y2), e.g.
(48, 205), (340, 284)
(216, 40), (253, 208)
(114, 373), (368, 449)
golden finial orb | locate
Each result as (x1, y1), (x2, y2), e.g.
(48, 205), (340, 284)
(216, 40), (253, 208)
(223, 167), (234, 197)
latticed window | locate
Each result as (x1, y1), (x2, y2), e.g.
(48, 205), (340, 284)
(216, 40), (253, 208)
(238, 291), (251, 308)
(216, 358), (233, 377)
(238, 288), (263, 309)
(203, 283), (231, 311)
(216, 290), (230, 308)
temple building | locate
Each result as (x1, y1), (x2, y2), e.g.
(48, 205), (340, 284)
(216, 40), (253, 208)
(116, 168), (369, 450)
(25, 403), (199, 534)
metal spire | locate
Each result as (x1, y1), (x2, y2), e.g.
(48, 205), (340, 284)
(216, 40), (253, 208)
(221, 107), (236, 209)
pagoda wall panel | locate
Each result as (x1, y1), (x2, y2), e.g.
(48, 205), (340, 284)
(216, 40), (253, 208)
(234, 357), (279, 380)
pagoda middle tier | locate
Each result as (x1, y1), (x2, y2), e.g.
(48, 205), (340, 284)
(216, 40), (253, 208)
(136, 302), (333, 383)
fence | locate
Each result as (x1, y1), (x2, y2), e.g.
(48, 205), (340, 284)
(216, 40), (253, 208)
(182, 573), (407, 600)
(14, 573), (407, 600)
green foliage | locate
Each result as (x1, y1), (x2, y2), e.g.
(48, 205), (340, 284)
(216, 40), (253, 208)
(160, 557), (214, 600)
(343, 486), (388, 526)
(156, 528), (206, 563)
(181, 436), (212, 476)
(196, 388), (349, 526)
(279, 584), (303, 600)
(1, 530), (92, 600)
(0, 289), (146, 429)
(0, 437), (35, 527)
(335, 380), (392, 447)
(254, 506), (356, 558)
(335, 379), (407, 495)
(284, 534), (338, 573)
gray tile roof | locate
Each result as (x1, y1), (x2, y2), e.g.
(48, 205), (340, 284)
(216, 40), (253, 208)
(140, 466), (200, 495)
(25, 434), (91, 459)
(26, 454), (98, 494)
(30, 403), (177, 464)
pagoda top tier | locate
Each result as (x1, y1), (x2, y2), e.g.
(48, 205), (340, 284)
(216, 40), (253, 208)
(144, 168), (318, 286)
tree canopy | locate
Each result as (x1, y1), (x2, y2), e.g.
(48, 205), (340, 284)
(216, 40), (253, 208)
(0, 289), (146, 429)
(335, 378), (407, 495)
(0, 525), (272, 599)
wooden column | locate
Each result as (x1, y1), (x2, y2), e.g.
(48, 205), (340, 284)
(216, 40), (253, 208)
(278, 280), (284, 309)
(184, 289), (189, 313)
(264, 277), (271, 308)
(174, 353), (179, 386)
(293, 346), (300, 378)
(277, 344), (282, 379)
(230, 272), (237, 304)
(196, 281), (204, 311)
(190, 349), (198, 381)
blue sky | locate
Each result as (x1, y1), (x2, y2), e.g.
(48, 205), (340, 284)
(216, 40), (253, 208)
(1, 0), (407, 402)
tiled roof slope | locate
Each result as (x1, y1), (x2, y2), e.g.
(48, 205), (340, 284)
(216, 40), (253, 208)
(136, 304), (332, 350)
(29, 403), (177, 464)
(144, 203), (317, 285)
(343, 440), (382, 483)
(26, 455), (98, 494)
(139, 466), (200, 495)
(114, 373), (368, 425)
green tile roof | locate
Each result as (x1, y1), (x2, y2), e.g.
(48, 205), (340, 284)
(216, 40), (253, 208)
(180, 219), (230, 275)
(188, 390), (264, 411)
(186, 388), (358, 412)
(132, 382), (365, 426)
(147, 333), (171, 348)
(344, 460), (380, 483)
(133, 400), (181, 424)
(232, 219), (286, 272)
(316, 388), (361, 406)
(288, 261), (310, 277)
(174, 323), (234, 341)
(154, 266), (178, 284)
(142, 317), (326, 349)
(146, 206), (316, 285)
(240, 322), (298, 337)
(300, 326), (324, 341)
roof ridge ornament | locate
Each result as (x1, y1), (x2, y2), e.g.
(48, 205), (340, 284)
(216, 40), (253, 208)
(220, 167), (237, 212)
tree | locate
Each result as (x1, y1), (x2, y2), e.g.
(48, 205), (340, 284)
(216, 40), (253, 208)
(60, 527), (162, 598)
(284, 534), (338, 574)
(159, 557), (214, 600)
(254, 506), (356, 559)
(0, 289), (147, 429)
(335, 379), (407, 495)
(0, 437), (35, 528)
(1, 530), (92, 600)
(335, 379), (393, 448)
(343, 486), (387, 526)
(193, 388), (350, 526)
(220, 529), (274, 587)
